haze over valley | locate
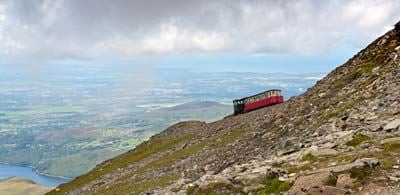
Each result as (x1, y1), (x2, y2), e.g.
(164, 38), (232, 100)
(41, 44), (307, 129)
(0, 64), (322, 178)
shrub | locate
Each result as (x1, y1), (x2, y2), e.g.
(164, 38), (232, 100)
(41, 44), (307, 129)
(323, 174), (338, 186)
(258, 177), (293, 195)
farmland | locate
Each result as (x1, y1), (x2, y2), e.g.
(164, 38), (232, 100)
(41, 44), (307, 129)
(0, 64), (321, 178)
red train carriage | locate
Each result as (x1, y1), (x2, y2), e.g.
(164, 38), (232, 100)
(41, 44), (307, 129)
(233, 89), (284, 115)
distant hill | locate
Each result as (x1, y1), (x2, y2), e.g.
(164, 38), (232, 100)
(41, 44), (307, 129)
(50, 21), (400, 194)
(0, 177), (50, 195)
(164, 101), (228, 111)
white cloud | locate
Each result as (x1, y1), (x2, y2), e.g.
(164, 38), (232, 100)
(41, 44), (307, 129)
(139, 22), (229, 54)
(0, 0), (399, 60)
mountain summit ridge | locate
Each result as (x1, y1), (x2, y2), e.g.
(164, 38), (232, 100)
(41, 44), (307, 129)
(49, 21), (400, 195)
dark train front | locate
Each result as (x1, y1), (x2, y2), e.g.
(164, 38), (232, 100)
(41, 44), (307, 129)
(233, 89), (284, 115)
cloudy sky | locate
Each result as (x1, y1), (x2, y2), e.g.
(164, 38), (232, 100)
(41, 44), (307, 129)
(0, 0), (399, 72)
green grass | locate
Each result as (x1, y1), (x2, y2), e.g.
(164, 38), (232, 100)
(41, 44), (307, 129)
(47, 149), (120, 178)
(139, 127), (245, 173)
(214, 127), (246, 147)
(383, 142), (400, 152)
(187, 176), (292, 195)
(97, 174), (180, 195)
(49, 126), (247, 195)
(258, 177), (292, 195)
(187, 182), (242, 195)
(323, 174), (338, 186)
(359, 62), (376, 74)
(48, 134), (192, 195)
(301, 153), (318, 162)
(347, 167), (373, 181)
(139, 139), (210, 173)
(345, 134), (371, 147)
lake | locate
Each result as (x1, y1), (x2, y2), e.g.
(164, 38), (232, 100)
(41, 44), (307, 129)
(0, 164), (70, 187)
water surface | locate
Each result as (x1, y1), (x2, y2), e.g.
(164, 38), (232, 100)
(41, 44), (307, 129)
(0, 164), (70, 187)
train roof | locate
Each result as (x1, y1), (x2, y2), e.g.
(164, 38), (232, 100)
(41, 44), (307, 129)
(233, 89), (282, 101)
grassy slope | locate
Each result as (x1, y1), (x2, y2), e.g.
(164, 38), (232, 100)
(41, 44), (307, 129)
(48, 123), (246, 195)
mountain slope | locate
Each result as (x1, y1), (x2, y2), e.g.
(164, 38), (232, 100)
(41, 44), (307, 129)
(49, 22), (400, 195)
(164, 101), (227, 111)
(0, 177), (51, 195)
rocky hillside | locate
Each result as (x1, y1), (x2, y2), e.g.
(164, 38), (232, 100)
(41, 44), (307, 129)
(49, 21), (400, 195)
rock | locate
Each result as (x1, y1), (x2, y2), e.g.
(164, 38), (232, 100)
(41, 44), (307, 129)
(367, 124), (383, 132)
(331, 158), (380, 173)
(322, 142), (337, 149)
(309, 147), (339, 157)
(234, 166), (286, 184)
(383, 119), (400, 131)
(389, 176), (400, 182)
(380, 137), (400, 144)
(278, 148), (298, 156)
(288, 172), (330, 194)
(359, 183), (386, 195)
(336, 174), (355, 188)
(306, 186), (348, 195)
(242, 184), (264, 193)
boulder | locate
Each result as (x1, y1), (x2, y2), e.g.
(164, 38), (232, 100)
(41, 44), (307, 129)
(331, 158), (379, 173)
(242, 184), (264, 193)
(359, 183), (386, 195)
(288, 172), (330, 194)
(310, 148), (339, 156)
(278, 148), (298, 156)
(380, 137), (400, 145)
(306, 186), (348, 195)
(336, 174), (355, 188)
(383, 119), (400, 131)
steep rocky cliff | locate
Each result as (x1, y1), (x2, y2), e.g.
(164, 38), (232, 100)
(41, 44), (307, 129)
(49, 21), (400, 195)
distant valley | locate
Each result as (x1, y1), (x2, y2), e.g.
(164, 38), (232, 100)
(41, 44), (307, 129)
(0, 66), (322, 178)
